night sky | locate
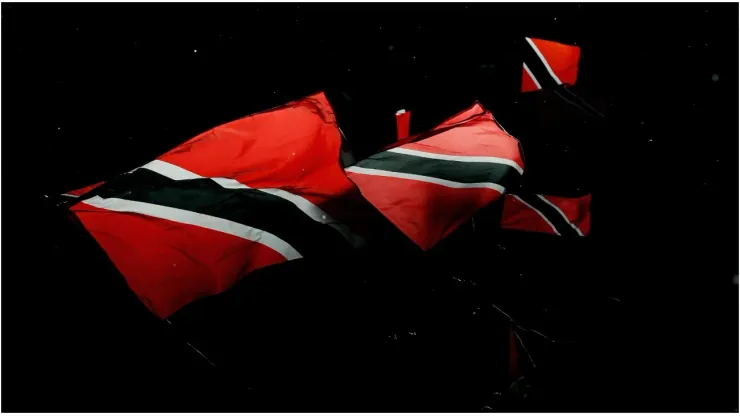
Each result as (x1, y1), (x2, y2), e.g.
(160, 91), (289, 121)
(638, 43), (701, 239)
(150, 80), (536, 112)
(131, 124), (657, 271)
(3, 2), (739, 412)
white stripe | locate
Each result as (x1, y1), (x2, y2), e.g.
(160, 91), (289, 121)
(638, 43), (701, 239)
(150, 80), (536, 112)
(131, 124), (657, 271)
(139, 159), (203, 180)
(523, 62), (542, 90)
(525, 37), (562, 85)
(212, 178), (366, 248)
(61, 193), (79, 198)
(387, 147), (524, 175)
(143, 160), (365, 248)
(535, 194), (584, 236)
(346, 166), (506, 193)
(510, 194), (560, 235)
(81, 196), (302, 260)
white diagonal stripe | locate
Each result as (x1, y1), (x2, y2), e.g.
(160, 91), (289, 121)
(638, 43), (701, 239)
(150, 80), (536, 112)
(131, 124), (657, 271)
(142, 160), (365, 248)
(346, 166), (506, 193)
(387, 147), (524, 175)
(525, 37), (562, 85)
(523, 62), (542, 90)
(510, 194), (560, 235)
(535, 194), (584, 236)
(81, 196), (302, 260)
(139, 159), (203, 180)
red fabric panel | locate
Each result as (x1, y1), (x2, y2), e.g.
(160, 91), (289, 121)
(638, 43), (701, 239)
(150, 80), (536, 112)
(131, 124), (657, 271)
(521, 65), (541, 93)
(71, 203), (286, 318)
(542, 194), (591, 235)
(158, 92), (341, 189)
(155, 92), (358, 226)
(395, 110), (411, 141)
(400, 112), (522, 169)
(530, 38), (581, 86)
(346, 172), (503, 251)
(500, 194), (557, 235)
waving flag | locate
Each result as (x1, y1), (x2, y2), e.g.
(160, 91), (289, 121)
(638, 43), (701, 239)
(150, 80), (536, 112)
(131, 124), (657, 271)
(500, 193), (590, 236)
(521, 37), (581, 93)
(66, 92), (380, 318)
(346, 102), (524, 251)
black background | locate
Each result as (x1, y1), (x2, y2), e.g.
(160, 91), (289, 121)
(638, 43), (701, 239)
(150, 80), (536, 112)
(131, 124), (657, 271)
(3, 2), (739, 412)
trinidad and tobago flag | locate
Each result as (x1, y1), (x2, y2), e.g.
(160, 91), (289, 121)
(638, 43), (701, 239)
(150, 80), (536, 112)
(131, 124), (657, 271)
(62, 92), (394, 318)
(521, 37), (581, 93)
(346, 102), (525, 251)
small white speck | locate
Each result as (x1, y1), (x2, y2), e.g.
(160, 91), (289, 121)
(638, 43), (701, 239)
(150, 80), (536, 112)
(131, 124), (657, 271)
(712, 73), (719, 82)
(554, 17), (557, 20)
(173, 264), (177, 267)
(193, 49), (197, 53)
(640, 121), (645, 125)
(648, 138), (653, 142)
(57, 127), (61, 130)
(321, 214), (327, 220)
(348, 68), (351, 72)
(733, 275), (738, 285)
(292, 152), (296, 156)
(412, 56), (416, 60)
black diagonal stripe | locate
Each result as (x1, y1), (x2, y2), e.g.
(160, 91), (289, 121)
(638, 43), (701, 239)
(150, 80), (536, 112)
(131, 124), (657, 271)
(81, 169), (354, 258)
(522, 39), (559, 89)
(353, 150), (521, 190)
(514, 193), (579, 237)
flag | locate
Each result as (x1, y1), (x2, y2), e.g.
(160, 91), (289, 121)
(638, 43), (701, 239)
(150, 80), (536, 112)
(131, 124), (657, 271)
(66, 92), (378, 318)
(500, 193), (590, 236)
(521, 37), (581, 93)
(346, 102), (524, 250)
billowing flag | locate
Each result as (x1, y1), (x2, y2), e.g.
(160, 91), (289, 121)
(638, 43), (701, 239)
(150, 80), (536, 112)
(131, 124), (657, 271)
(500, 193), (590, 236)
(66, 92), (381, 318)
(521, 37), (581, 93)
(346, 102), (524, 250)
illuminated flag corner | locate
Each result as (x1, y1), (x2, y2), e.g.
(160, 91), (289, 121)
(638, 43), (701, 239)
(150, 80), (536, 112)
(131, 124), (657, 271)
(61, 92), (377, 319)
(500, 193), (590, 237)
(521, 37), (581, 93)
(347, 102), (524, 251)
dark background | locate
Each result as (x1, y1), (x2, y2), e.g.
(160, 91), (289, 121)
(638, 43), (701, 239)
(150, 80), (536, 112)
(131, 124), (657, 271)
(3, 2), (738, 412)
